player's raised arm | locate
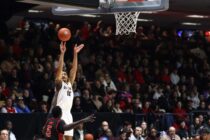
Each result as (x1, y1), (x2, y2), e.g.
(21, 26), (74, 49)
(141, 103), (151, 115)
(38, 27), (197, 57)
(55, 42), (66, 82)
(68, 44), (84, 85)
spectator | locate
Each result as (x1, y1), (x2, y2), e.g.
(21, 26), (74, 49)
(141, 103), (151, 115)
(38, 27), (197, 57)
(173, 101), (187, 122)
(81, 89), (96, 112)
(170, 69), (180, 85)
(0, 85), (6, 101)
(91, 95), (103, 111)
(92, 80), (105, 97)
(153, 86), (163, 101)
(1, 98), (17, 113)
(113, 101), (123, 113)
(130, 127), (145, 140)
(22, 89), (32, 107)
(132, 99), (142, 114)
(190, 117), (204, 137)
(4, 120), (16, 140)
(187, 87), (200, 110)
(141, 121), (148, 138)
(133, 66), (145, 85)
(197, 101), (207, 117)
(100, 100), (114, 112)
(102, 73), (117, 92)
(73, 123), (87, 140)
(1, 82), (10, 99)
(177, 121), (189, 140)
(14, 96), (31, 113)
(145, 127), (159, 140)
(206, 118), (210, 132)
(161, 68), (170, 84)
(0, 129), (9, 140)
(198, 114), (206, 126)
(118, 130), (127, 140)
(38, 101), (48, 113)
(104, 128), (114, 140)
(10, 80), (22, 98)
(166, 126), (181, 140)
(142, 101), (151, 114)
(96, 121), (110, 139)
(72, 97), (83, 112)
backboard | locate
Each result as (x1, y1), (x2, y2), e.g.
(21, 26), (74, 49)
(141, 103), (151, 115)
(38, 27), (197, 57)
(51, 0), (169, 15)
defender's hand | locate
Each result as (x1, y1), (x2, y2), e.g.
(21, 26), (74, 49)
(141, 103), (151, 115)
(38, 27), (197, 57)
(83, 114), (95, 123)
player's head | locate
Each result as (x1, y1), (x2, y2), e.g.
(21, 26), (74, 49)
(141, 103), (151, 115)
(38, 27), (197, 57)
(52, 106), (62, 118)
(62, 71), (68, 82)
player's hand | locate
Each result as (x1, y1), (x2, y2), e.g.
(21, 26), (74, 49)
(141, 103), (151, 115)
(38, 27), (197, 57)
(60, 41), (66, 54)
(83, 114), (95, 123)
(74, 44), (84, 54)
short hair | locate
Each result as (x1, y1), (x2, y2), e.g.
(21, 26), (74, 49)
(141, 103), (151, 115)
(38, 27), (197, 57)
(168, 126), (176, 132)
(52, 106), (62, 118)
(0, 129), (8, 135)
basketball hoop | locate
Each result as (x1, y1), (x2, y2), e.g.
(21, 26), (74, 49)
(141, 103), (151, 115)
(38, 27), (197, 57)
(114, 12), (140, 35)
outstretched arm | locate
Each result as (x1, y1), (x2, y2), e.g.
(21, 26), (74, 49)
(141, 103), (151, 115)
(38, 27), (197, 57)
(68, 44), (84, 85)
(49, 42), (66, 116)
(55, 42), (66, 82)
(63, 114), (95, 131)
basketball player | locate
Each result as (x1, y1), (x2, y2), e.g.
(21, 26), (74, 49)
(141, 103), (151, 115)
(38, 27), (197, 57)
(50, 41), (84, 140)
(43, 106), (95, 140)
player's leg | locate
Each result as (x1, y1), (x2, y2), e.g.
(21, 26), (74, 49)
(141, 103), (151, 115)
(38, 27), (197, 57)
(63, 125), (74, 140)
(62, 112), (74, 140)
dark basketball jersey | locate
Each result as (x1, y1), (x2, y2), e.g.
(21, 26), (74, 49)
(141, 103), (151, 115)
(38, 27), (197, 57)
(43, 118), (65, 140)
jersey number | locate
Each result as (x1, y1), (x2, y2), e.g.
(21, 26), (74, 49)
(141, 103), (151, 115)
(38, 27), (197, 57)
(67, 90), (71, 96)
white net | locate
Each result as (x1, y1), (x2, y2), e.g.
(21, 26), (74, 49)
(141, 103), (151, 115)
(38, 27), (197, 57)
(114, 12), (140, 35)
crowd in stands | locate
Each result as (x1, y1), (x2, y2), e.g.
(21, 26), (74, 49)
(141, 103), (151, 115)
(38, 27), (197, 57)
(0, 19), (210, 139)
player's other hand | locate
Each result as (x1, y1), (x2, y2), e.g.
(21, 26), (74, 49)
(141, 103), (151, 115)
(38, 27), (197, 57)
(60, 41), (66, 54)
(83, 114), (95, 123)
(74, 44), (84, 54)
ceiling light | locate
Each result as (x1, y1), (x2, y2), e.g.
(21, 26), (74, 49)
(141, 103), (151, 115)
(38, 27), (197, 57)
(137, 18), (153, 22)
(54, 7), (79, 11)
(28, 10), (43, 13)
(79, 14), (100, 18)
(182, 22), (201, 26)
(186, 15), (208, 18)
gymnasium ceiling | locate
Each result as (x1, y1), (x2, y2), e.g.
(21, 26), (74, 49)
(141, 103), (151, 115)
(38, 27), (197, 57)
(7, 0), (210, 29)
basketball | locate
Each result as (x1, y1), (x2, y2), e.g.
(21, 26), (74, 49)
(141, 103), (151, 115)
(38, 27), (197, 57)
(84, 133), (94, 140)
(57, 28), (71, 41)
